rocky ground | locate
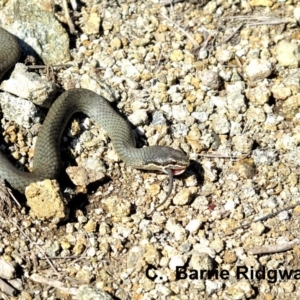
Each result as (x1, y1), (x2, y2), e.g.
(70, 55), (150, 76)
(1, 0), (300, 299)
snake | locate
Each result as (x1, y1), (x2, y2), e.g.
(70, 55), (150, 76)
(0, 27), (189, 206)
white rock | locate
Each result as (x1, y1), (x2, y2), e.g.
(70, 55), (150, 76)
(193, 244), (216, 258)
(191, 111), (208, 122)
(227, 92), (246, 115)
(77, 285), (114, 300)
(211, 113), (230, 134)
(275, 40), (300, 67)
(169, 255), (185, 271)
(0, 92), (38, 128)
(250, 222), (265, 236)
(166, 219), (186, 241)
(171, 104), (190, 121)
(294, 7), (300, 23)
(244, 59), (272, 81)
(185, 219), (202, 233)
(275, 134), (296, 151)
(199, 70), (219, 89)
(215, 48), (233, 63)
(152, 111), (166, 125)
(199, 48), (208, 59)
(206, 280), (223, 296)
(224, 199), (236, 211)
(94, 52), (115, 68)
(86, 247), (96, 257)
(121, 59), (140, 79)
(128, 109), (148, 126)
(166, 218), (182, 234)
(226, 81), (246, 94)
(103, 68), (114, 79)
(131, 99), (148, 111)
(190, 252), (214, 269)
(278, 211), (289, 221)
(156, 285), (172, 296)
(0, 63), (56, 107)
(283, 148), (300, 167)
(0, 259), (16, 279)
(171, 123), (189, 139)
(169, 92), (184, 103)
(211, 96), (226, 108)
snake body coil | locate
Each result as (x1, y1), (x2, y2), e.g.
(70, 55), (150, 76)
(0, 27), (189, 197)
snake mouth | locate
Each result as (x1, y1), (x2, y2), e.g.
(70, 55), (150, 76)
(172, 168), (186, 176)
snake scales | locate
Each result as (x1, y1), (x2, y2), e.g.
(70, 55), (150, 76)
(0, 27), (189, 203)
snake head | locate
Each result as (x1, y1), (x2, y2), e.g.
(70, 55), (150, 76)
(141, 146), (189, 213)
(142, 146), (189, 175)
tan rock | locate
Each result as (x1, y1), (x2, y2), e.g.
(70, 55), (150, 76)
(82, 10), (101, 35)
(249, 0), (274, 6)
(170, 49), (184, 62)
(110, 37), (122, 50)
(25, 179), (67, 222)
(173, 187), (197, 206)
(226, 280), (254, 299)
(66, 166), (105, 187)
(84, 219), (98, 233)
(103, 196), (131, 220)
(147, 183), (161, 197)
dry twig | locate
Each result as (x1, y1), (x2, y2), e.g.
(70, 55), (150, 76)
(222, 15), (290, 26)
(198, 151), (251, 161)
(11, 221), (59, 273)
(232, 203), (300, 232)
(62, 0), (77, 34)
(222, 23), (244, 44)
(29, 274), (77, 296)
(0, 278), (17, 297)
(248, 239), (300, 255)
(0, 181), (21, 216)
(162, 0), (209, 6)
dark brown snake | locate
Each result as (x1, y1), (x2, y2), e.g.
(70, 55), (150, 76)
(0, 27), (189, 206)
